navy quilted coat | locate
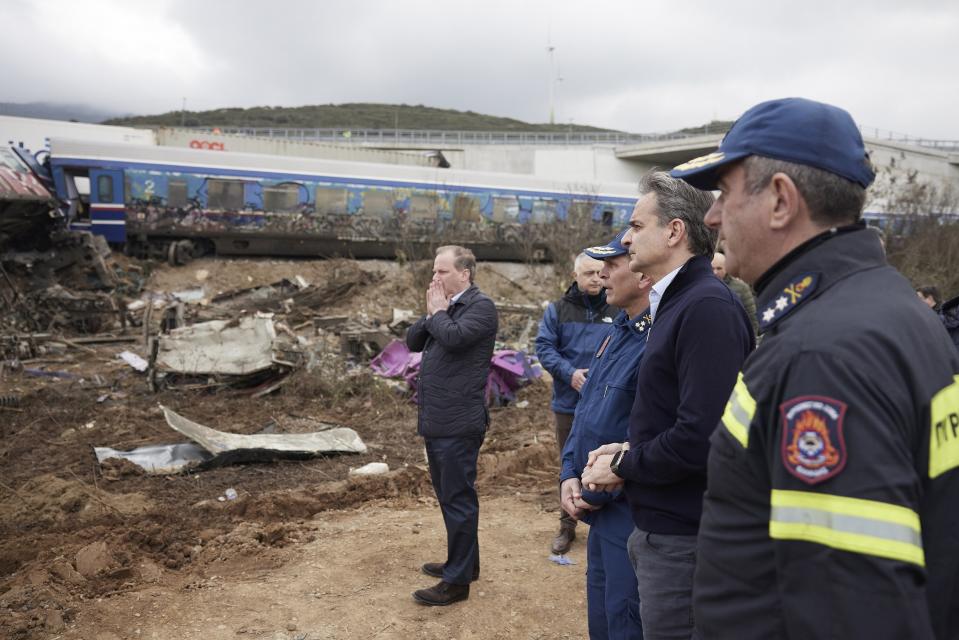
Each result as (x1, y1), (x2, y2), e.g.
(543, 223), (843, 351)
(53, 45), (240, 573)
(406, 285), (498, 438)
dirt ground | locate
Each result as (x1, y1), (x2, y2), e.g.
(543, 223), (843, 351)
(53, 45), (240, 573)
(0, 257), (591, 640)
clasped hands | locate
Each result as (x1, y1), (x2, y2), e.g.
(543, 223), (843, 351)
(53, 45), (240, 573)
(561, 443), (626, 520)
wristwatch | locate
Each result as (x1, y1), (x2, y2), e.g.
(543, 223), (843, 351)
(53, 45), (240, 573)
(610, 448), (627, 478)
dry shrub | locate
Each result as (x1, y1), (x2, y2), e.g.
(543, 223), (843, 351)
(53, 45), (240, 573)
(886, 217), (959, 298)
(285, 353), (400, 407)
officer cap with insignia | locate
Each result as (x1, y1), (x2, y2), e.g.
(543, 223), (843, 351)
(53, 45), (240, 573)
(670, 97), (876, 191)
(584, 228), (629, 260)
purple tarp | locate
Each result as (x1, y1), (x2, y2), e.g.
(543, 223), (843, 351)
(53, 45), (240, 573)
(370, 340), (539, 406)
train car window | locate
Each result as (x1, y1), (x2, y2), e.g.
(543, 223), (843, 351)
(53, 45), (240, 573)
(97, 175), (114, 203)
(167, 180), (188, 208)
(315, 187), (348, 215)
(362, 190), (393, 217)
(207, 179), (244, 210)
(602, 210), (614, 226)
(531, 199), (557, 224)
(453, 195), (481, 222)
(263, 184), (301, 212)
(410, 194), (438, 220)
(492, 196), (518, 223)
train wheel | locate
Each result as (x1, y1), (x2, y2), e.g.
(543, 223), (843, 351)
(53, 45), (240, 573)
(167, 240), (195, 266)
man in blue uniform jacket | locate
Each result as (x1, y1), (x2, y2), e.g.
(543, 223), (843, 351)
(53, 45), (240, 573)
(560, 229), (652, 640)
(537, 252), (617, 553)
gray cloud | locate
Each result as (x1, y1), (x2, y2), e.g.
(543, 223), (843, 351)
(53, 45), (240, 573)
(3, 0), (957, 138)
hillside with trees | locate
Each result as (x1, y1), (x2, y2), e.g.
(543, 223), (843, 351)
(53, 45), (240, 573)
(104, 103), (618, 132)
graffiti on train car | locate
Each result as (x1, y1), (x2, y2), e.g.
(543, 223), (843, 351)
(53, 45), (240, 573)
(47, 139), (638, 262)
(120, 167), (625, 250)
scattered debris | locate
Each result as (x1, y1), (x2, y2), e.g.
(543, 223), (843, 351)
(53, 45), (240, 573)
(154, 315), (282, 376)
(487, 350), (540, 405)
(0, 394), (20, 408)
(94, 407), (368, 475)
(171, 287), (205, 303)
(1, 231), (142, 335)
(118, 350), (148, 372)
(149, 314), (303, 392)
(93, 443), (213, 475)
(548, 554), (576, 566)
(370, 340), (539, 406)
(22, 367), (78, 379)
(160, 405), (367, 458)
(349, 462), (390, 477)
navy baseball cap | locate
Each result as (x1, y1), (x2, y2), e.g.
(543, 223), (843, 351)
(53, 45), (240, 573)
(670, 97), (875, 190)
(584, 228), (628, 260)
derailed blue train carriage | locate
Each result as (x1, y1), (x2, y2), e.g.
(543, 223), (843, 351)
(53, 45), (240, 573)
(47, 139), (638, 263)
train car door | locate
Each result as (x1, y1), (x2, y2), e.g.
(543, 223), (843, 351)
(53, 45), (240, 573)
(89, 168), (126, 243)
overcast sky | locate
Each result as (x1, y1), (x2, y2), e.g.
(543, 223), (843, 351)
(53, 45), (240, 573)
(4, 0), (958, 138)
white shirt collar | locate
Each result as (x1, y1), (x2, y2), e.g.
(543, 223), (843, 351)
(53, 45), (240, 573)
(649, 264), (684, 323)
(450, 287), (468, 304)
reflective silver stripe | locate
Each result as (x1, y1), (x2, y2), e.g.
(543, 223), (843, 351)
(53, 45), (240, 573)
(728, 392), (752, 429)
(771, 505), (923, 549)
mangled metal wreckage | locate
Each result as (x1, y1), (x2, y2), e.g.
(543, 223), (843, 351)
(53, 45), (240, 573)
(148, 314), (305, 394)
(95, 405), (367, 475)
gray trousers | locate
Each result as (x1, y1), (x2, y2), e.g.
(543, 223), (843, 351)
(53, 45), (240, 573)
(627, 527), (697, 640)
(554, 411), (576, 528)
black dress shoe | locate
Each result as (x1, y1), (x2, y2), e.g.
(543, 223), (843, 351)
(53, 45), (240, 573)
(412, 580), (470, 606)
(422, 562), (480, 581)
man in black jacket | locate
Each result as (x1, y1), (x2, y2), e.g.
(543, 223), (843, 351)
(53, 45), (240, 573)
(671, 97), (959, 639)
(407, 245), (498, 606)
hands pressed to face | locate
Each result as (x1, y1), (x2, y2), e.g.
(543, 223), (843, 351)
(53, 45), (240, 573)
(426, 279), (449, 316)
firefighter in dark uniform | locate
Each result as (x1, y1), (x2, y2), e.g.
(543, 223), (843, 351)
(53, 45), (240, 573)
(671, 97), (959, 639)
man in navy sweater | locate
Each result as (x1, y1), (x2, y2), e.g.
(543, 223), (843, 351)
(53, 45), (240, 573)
(582, 171), (754, 639)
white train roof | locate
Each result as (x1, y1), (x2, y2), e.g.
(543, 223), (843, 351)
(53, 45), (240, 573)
(49, 138), (639, 201)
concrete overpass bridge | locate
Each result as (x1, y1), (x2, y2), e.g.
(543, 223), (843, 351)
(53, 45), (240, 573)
(184, 126), (959, 194)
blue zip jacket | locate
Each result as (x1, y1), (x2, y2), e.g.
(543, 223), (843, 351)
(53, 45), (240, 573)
(616, 255), (754, 535)
(535, 283), (617, 414)
(560, 308), (650, 540)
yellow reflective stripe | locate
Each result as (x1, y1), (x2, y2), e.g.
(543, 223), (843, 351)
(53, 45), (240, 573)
(721, 372), (755, 447)
(929, 375), (959, 478)
(771, 490), (921, 531)
(769, 490), (924, 567)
